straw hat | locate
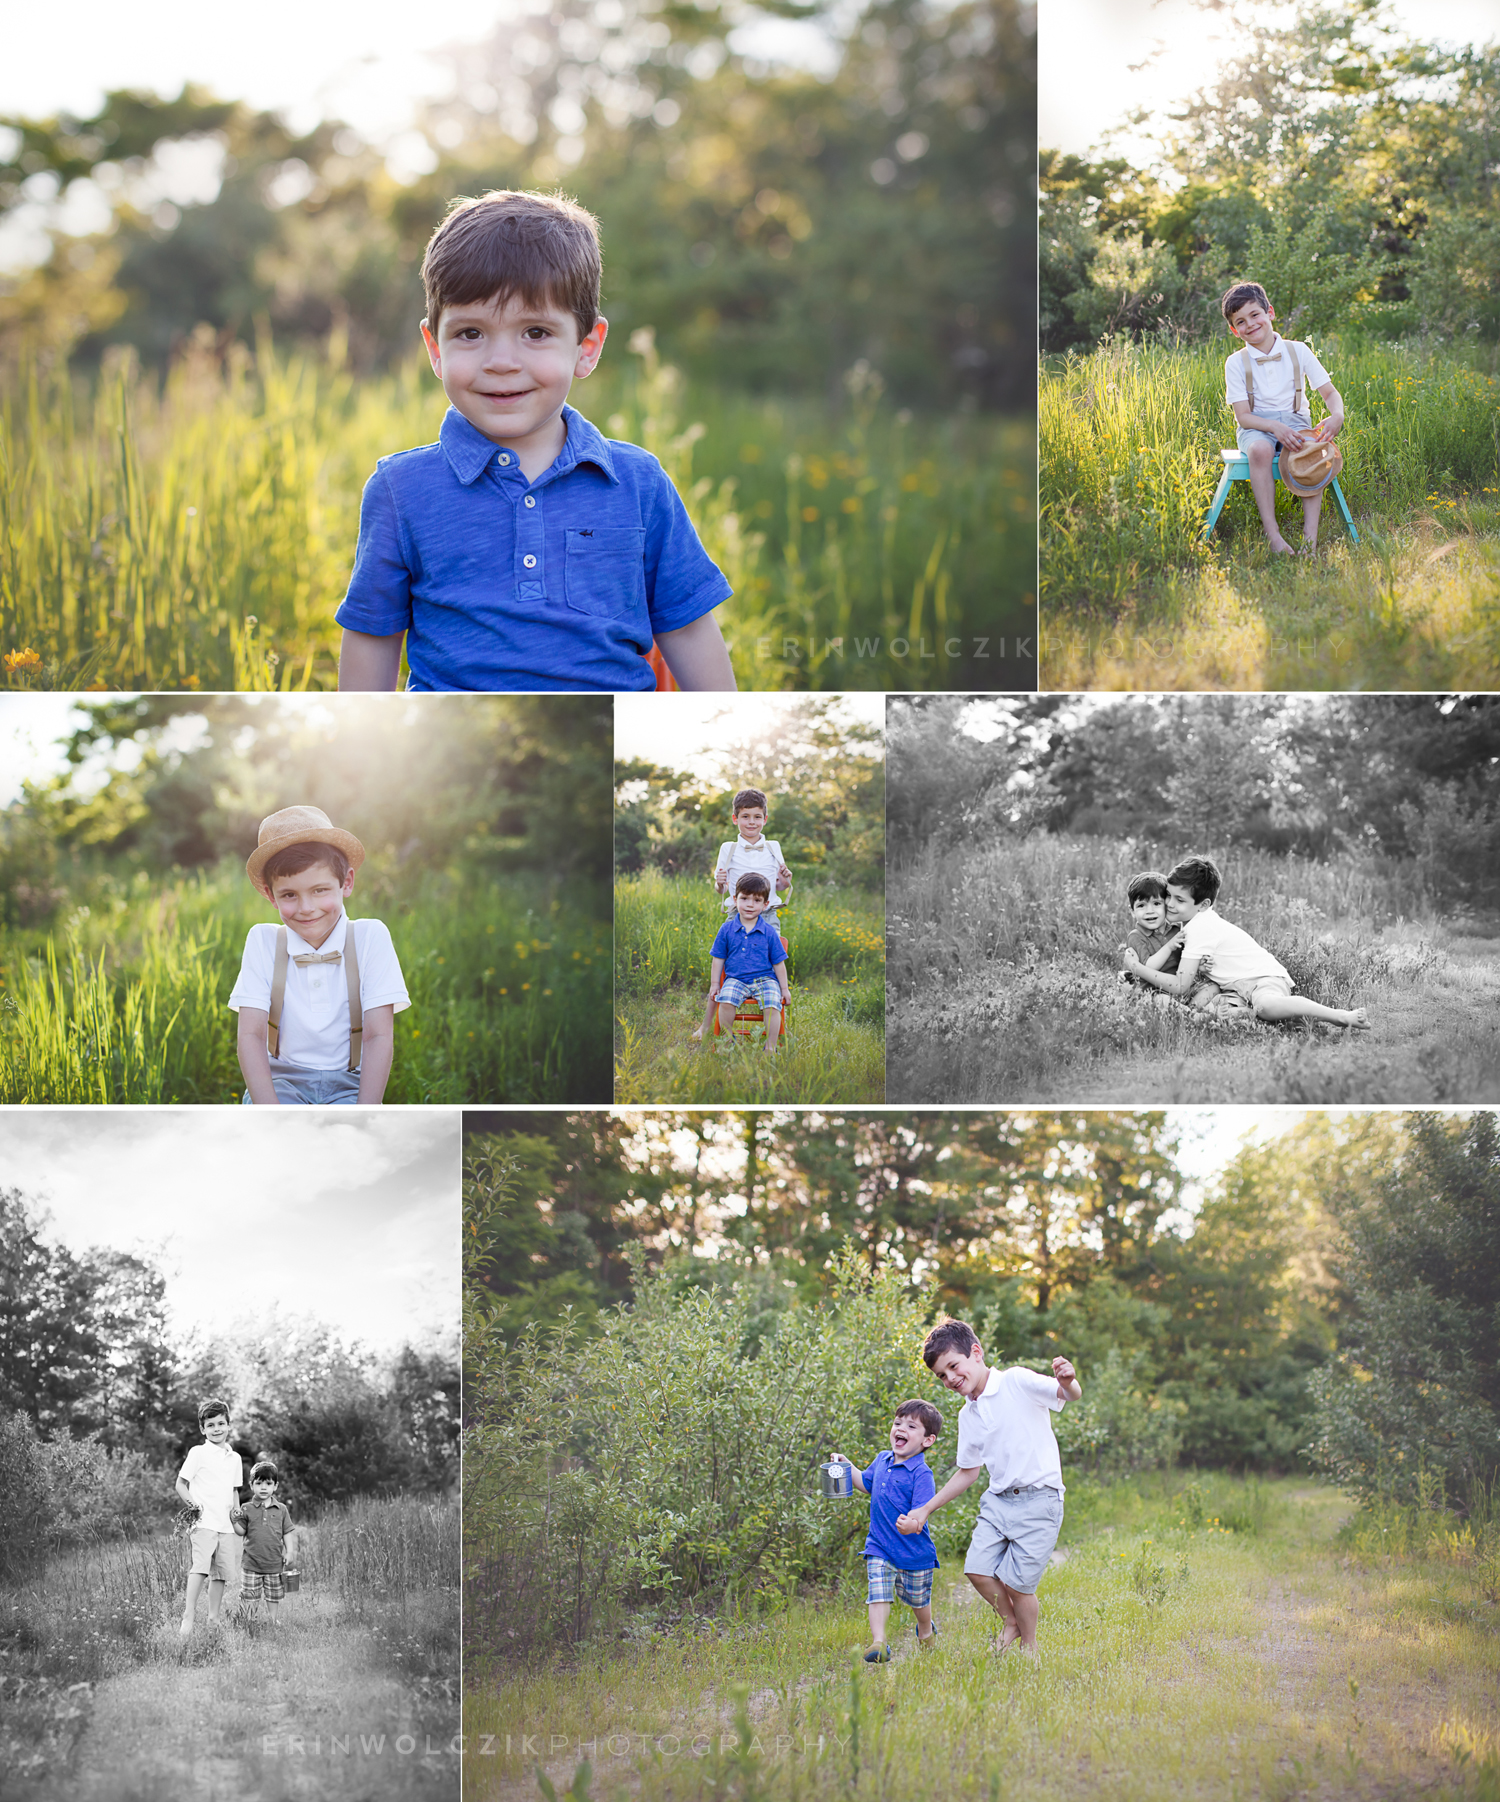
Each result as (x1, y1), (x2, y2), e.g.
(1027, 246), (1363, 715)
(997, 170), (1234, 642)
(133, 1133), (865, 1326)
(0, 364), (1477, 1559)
(1280, 435), (1343, 499)
(246, 805), (366, 889)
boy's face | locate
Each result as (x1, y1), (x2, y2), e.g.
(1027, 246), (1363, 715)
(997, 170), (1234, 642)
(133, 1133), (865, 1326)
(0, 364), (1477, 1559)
(734, 889), (770, 925)
(889, 1414), (937, 1461)
(1165, 882), (1211, 925)
(260, 859), (356, 950)
(251, 1478), (278, 1500)
(1130, 893), (1166, 933)
(928, 1343), (988, 1402)
(1227, 298), (1277, 351)
(421, 292), (608, 457)
(202, 1413), (230, 1444)
(733, 807), (767, 843)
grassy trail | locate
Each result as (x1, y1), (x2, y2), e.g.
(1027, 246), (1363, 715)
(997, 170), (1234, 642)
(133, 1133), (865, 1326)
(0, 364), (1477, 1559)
(464, 1481), (1500, 1802)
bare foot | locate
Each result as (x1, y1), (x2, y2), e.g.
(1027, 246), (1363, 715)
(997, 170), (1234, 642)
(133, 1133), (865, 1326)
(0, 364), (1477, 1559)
(1342, 1008), (1370, 1030)
(178, 1617), (193, 1639)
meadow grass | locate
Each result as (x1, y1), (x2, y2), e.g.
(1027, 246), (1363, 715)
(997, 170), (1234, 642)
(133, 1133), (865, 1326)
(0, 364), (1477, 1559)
(614, 870), (884, 1102)
(462, 1472), (1500, 1802)
(1, 1493), (459, 1801)
(0, 860), (611, 1102)
(888, 832), (1500, 1103)
(1040, 336), (1500, 690)
(0, 336), (1034, 695)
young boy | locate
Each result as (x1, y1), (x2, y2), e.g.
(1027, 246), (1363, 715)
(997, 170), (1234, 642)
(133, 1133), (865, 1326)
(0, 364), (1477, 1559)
(832, 1400), (944, 1663)
(1123, 853), (1369, 1029)
(1118, 870), (1246, 1017)
(228, 806), (412, 1104)
(1222, 281), (1345, 556)
(336, 189), (736, 693)
(707, 873), (790, 1052)
(691, 788), (792, 1041)
(896, 1321), (1080, 1656)
(233, 1460), (299, 1627)
(176, 1399), (244, 1637)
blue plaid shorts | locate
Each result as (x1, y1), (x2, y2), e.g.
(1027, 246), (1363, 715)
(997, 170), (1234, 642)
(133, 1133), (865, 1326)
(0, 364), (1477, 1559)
(717, 976), (784, 1010)
(865, 1557), (934, 1608)
(240, 1569), (286, 1602)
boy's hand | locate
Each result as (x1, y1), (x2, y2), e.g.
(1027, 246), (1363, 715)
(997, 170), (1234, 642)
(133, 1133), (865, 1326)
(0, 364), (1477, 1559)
(1277, 424), (1308, 450)
(895, 1507), (929, 1535)
(715, 871), (728, 892)
(1052, 1357), (1077, 1384)
(776, 863), (792, 885)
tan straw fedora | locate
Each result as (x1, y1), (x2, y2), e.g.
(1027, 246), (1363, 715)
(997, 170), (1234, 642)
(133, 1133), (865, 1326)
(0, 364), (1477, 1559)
(246, 805), (367, 889)
(1280, 434), (1343, 499)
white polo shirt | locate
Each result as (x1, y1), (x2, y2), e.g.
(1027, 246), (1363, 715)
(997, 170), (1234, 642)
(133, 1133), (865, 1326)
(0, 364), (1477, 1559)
(955, 1366), (1067, 1495)
(1180, 909), (1290, 988)
(179, 1440), (244, 1532)
(716, 836), (787, 915)
(228, 911), (410, 1070)
(1225, 335), (1329, 416)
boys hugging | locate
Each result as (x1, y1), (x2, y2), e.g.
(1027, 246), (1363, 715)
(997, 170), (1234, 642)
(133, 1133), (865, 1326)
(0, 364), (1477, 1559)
(1121, 855), (1368, 1030)
(692, 786), (792, 1045)
(228, 806), (412, 1104)
(336, 189), (736, 693)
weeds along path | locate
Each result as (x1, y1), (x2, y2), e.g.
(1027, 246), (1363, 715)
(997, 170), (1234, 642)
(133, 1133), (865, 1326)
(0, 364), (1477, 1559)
(467, 1483), (1499, 1802)
(65, 1595), (451, 1802)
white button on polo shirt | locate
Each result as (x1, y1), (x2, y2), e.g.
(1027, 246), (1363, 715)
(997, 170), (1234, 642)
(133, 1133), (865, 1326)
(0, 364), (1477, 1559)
(525, 495), (536, 507)
(497, 452), (511, 465)
(523, 554), (537, 567)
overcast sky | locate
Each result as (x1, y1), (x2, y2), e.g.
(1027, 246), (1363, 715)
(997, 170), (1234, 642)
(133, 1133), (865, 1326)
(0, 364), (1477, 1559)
(1042, 0), (1497, 162)
(3, 1110), (459, 1352)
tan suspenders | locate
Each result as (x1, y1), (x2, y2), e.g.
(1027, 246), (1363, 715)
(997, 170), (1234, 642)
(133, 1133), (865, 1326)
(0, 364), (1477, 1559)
(266, 924), (363, 1071)
(1241, 340), (1306, 417)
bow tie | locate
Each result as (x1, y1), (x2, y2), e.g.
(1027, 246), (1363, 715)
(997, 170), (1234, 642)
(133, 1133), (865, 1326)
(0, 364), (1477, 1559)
(293, 950), (341, 966)
(1254, 353), (1281, 365)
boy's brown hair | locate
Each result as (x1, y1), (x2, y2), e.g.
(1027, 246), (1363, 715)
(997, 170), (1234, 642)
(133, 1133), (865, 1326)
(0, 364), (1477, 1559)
(261, 843), (351, 889)
(198, 1398), (231, 1427)
(895, 1398), (945, 1439)
(1126, 871), (1169, 907)
(421, 190), (603, 340)
(1166, 853), (1222, 905)
(734, 871), (771, 899)
(1221, 281), (1271, 325)
(921, 1319), (980, 1368)
(732, 789), (769, 816)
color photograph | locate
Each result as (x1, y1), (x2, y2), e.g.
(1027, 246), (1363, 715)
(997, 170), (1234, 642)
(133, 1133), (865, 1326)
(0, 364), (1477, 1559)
(614, 693), (885, 1102)
(888, 692), (1500, 1103)
(0, 0), (1034, 694)
(1038, 0), (1500, 691)
(0, 692), (612, 1102)
(462, 1106), (1500, 1802)
(2, 1108), (460, 1802)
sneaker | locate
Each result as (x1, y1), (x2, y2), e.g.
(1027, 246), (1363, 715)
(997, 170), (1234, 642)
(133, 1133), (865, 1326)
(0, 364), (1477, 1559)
(862, 1644), (893, 1664)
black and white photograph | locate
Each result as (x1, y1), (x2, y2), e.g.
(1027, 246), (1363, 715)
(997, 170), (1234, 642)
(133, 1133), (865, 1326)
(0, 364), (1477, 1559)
(887, 692), (1500, 1103)
(1, 1108), (460, 1802)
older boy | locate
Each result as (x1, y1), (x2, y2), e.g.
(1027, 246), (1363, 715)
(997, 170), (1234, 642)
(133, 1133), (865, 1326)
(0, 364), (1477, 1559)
(832, 1400), (944, 1663)
(337, 189), (735, 692)
(229, 806), (411, 1104)
(176, 1399), (244, 1637)
(1222, 281), (1345, 556)
(1123, 853), (1369, 1029)
(691, 788), (792, 1042)
(896, 1320), (1080, 1656)
(233, 1460), (299, 1626)
(708, 873), (790, 1052)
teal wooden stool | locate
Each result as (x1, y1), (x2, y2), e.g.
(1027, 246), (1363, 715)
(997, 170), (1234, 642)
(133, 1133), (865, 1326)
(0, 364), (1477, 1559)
(1201, 449), (1359, 545)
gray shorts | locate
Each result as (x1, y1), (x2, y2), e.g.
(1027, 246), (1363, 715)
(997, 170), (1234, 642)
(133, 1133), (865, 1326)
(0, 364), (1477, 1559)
(242, 1063), (362, 1105)
(1236, 405), (1312, 456)
(189, 1528), (239, 1580)
(964, 1485), (1063, 1595)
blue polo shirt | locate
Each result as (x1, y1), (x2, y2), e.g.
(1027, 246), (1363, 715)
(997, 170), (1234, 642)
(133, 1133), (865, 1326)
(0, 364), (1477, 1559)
(336, 405), (732, 692)
(710, 913), (786, 981)
(860, 1451), (939, 1571)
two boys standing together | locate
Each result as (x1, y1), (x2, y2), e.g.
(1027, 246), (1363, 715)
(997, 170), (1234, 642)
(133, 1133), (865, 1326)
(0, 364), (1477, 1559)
(176, 1400), (298, 1636)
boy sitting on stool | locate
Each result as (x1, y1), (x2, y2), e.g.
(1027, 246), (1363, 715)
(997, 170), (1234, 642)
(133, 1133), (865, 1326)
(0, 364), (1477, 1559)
(707, 872), (790, 1053)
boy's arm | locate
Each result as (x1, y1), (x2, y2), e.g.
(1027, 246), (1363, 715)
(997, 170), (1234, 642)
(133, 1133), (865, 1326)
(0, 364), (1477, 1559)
(356, 1003), (396, 1105)
(236, 1008), (281, 1106)
(772, 956), (790, 1003)
(175, 1475), (194, 1506)
(1053, 1355), (1082, 1402)
(896, 1463), (984, 1533)
(1143, 931), (1184, 972)
(654, 614), (736, 690)
(1314, 380), (1345, 439)
(830, 1452), (869, 1492)
(338, 628), (405, 692)
(1230, 399), (1310, 449)
(1122, 946), (1203, 998)
(709, 954), (726, 999)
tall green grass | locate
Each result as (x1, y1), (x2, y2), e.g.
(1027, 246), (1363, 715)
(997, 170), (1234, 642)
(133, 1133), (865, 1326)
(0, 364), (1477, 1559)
(0, 862), (611, 1102)
(1041, 337), (1500, 689)
(614, 871), (884, 1101)
(0, 335), (1033, 693)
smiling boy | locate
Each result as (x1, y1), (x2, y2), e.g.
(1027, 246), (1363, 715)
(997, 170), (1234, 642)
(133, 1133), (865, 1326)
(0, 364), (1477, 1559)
(176, 1399), (244, 1637)
(1118, 869), (1242, 1015)
(1123, 853), (1368, 1029)
(229, 806), (411, 1104)
(337, 190), (735, 692)
(708, 872), (790, 1052)
(691, 788), (792, 1042)
(896, 1320), (1080, 1656)
(832, 1401), (944, 1662)
(1222, 281), (1346, 556)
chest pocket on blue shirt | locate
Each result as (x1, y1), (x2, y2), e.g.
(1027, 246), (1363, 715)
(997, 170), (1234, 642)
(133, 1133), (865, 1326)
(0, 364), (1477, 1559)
(565, 528), (647, 617)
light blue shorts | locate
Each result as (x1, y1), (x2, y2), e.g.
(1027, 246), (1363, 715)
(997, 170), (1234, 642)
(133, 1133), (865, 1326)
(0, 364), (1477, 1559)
(717, 976), (783, 1011)
(964, 1486), (1063, 1595)
(1235, 405), (1313, 456)
(242, 1064), (361, 1105)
